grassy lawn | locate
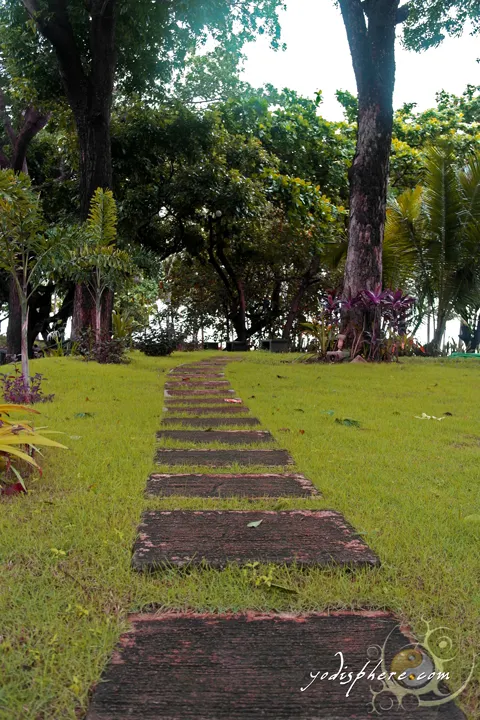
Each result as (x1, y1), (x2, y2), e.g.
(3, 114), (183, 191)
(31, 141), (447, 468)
(0, 351), (479, 718)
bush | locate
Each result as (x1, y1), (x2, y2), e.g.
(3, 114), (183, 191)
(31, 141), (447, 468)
(134, 327), (179, 357)
(0, 367), (55, 404)
(77, 330), (129, 364)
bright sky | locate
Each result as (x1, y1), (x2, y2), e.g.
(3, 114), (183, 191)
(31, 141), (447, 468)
(242, 0), (480, 121)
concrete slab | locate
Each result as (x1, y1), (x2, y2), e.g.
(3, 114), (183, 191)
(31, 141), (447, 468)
(156, 430), (274, 445)
(154, 449), (293, 467)
(85, 611), (463, 719)
(146, 473), (319, 498)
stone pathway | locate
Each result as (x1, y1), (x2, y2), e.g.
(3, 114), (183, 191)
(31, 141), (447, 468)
(86, 355), (465, 719)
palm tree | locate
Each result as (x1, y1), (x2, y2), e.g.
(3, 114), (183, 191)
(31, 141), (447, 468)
(384, 144), (480, 351)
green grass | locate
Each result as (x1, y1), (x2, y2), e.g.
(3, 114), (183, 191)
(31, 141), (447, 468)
(0, 351), (479, 718)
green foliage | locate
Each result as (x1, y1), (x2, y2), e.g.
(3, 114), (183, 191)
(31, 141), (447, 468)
(335, 89), (358, 124)
(0, 170), (44, 277)
(86, 188), (117, 247)
(0, 0), (286, 105)
(0, 169), (71, 385)
(134, 317), (180, 357)
(66, 188), (135, 341)
(0, 403), (66, 487)
(404, 0), (480, 50)
(385, 144), (480, 348)
(300, 316), (338, 356)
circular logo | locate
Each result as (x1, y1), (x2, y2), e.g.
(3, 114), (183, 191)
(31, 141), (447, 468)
(390, 647), (435, 689)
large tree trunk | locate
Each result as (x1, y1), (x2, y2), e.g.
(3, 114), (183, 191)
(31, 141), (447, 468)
(71, 286), (113, 341)
(23, 0), (117, 337)
(74, 98), (114, 221)
(71, 284), (95, 341)
(339, 0), (404, 334)
(69, 4), (116, 335)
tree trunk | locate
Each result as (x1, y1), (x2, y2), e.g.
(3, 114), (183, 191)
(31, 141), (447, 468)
(75, 105), (114, 220)
(432, 318), (447, 352)
(24, 0), (117, 337)
(282, 289), (305, 342)
(28, 284), (54, 357)
(71, 61), (115, 336)
(282, 257), (321, 341)
(235, 281), (247, 342)
(231, 311), (247, 343)
(339, 0), (401, 334)
(7, 278), (21, 360)
(20, 298), (30, 393)
(71, 284), (96, 341)
(101, 289), (114, 338)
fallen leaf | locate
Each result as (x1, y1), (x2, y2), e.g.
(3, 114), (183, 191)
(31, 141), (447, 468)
(247, 520), (263, 528)
(299, 429), (305, 434)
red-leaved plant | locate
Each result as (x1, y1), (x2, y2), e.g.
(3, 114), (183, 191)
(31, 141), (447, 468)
(0, 367), (55, 404)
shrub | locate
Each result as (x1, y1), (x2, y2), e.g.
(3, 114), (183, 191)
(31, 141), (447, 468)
(77, 329), (129, 364)
(302, 288), (417, 362)
(134, 324), (180, 357)
(0, 404), (66, 494)
(0, 367), (55, 404)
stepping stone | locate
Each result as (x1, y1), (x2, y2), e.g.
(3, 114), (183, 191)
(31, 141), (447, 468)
(155, 448), (292, 467)
(132, 510), (380, 570)
(165, 388), (234, 396)
(179, 363), (227, 369)
(170, 369), (226, 375)
(165, 398), (243, 405)
(165, 379), (229, 385)
(146, 473), (320, 497)
(161, 417), (261, 427)
(164, 405), (248, 414)
(169, 377), (226, 382)
(85, 611), (464, 720)
(156, 430), (274, 444)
